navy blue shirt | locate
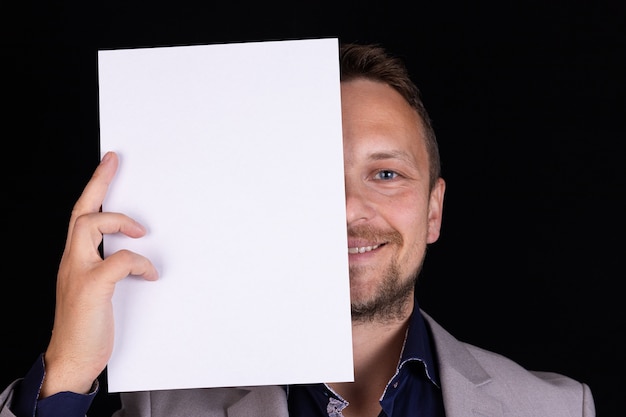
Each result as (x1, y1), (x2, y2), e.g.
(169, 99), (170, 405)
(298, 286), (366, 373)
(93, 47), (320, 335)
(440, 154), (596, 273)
(11, 354), (95, 417)
(287, 301), (446, 417)
(12, 301), (444, 417)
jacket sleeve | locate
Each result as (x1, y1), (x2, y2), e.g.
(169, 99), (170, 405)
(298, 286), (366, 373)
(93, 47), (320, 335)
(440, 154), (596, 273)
(0, 354), (97, 417)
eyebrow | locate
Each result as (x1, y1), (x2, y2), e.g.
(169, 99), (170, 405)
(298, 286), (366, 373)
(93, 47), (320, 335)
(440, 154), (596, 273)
(368, 150), (416, 166)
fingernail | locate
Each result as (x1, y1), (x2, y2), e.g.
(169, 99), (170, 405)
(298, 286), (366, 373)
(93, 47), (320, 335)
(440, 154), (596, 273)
(136, 222), (147, 232)
(101, 151), (112, 163)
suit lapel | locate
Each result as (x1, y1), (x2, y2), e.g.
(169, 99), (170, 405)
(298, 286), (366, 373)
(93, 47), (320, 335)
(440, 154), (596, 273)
(421, 311), (504, 417)
(226, 385), (289, 417)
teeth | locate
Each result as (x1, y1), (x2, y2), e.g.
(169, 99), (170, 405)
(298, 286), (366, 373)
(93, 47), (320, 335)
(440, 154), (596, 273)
(348, 244), (380, 254)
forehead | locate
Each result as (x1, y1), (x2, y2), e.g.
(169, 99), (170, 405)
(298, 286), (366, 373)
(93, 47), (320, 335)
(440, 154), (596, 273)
(340, 79), (428, 165)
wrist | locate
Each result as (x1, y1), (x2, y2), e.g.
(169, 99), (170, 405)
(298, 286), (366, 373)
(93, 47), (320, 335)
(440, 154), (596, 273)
(40, 353), (99, 398)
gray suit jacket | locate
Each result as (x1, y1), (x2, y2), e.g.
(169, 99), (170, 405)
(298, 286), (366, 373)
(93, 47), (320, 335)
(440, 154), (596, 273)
(0, 311), (595, 417)
(421, 311), (595, 416)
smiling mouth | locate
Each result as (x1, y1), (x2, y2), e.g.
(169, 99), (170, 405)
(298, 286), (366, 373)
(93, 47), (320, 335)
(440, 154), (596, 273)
(348, 243), (383, 254)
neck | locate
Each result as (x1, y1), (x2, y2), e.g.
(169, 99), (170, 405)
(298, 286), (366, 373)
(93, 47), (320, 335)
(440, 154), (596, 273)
(328, 294), (414, 417)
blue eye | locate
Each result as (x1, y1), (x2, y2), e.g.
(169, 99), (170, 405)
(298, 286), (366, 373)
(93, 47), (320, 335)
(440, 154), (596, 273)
(374, 170), (398, 180)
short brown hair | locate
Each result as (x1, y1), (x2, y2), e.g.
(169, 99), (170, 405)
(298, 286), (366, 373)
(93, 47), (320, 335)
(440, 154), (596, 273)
(339, 43), (441, 188)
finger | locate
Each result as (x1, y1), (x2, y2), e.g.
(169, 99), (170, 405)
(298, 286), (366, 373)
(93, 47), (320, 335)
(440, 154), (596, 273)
(67, 211), (148, 258)
(65, 151), (119, 248)
(74, 151), (119, 216)
(99, 249), (159, 282)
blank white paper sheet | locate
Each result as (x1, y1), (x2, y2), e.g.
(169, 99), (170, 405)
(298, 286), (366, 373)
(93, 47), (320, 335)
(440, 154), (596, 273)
(98, 38), (353, 392)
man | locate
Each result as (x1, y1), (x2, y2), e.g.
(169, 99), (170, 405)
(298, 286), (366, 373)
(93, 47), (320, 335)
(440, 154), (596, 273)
(1, 42), (595, 417)
(287, 43), (595, 417)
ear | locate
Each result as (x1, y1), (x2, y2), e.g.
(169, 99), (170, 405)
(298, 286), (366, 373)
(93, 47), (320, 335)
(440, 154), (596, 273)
(426, 177), (446, 244)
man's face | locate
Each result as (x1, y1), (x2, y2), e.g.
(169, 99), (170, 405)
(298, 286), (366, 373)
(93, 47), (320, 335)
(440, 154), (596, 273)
(341, 79), (445, 321)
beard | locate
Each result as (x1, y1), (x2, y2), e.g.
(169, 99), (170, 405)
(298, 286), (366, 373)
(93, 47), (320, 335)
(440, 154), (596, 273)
(350, 261), (418, 323)
(348, 225), (421, 324)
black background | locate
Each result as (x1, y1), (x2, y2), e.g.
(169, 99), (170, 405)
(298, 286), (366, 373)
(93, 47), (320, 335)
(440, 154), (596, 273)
(2, 1), (624, 416)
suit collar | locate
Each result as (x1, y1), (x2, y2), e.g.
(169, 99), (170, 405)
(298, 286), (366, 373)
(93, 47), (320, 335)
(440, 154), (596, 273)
(421, 310), (504, 417)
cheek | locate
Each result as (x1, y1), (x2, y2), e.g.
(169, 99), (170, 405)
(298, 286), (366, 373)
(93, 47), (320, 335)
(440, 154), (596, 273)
(405, 216), (429, 250)
(385, 199), (430, 243)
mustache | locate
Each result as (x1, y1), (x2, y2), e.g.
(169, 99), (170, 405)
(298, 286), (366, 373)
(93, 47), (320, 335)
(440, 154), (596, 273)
(347, 225), (403, 245)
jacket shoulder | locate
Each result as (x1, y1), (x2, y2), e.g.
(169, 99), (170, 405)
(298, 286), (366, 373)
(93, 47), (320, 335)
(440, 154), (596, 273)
(465, 344), (595, 416)
(421, 310), (595, 416)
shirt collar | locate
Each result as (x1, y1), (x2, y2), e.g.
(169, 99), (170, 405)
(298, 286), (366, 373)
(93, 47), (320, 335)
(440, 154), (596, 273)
(397, 299), (441, 387)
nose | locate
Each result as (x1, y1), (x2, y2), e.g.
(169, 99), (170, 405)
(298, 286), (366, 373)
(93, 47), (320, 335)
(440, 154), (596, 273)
(345, 176), (376, 225)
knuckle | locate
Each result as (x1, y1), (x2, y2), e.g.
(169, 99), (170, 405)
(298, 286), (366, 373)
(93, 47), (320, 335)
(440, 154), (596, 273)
(72, 212), (96, 231)
(114, 249), (135, 264)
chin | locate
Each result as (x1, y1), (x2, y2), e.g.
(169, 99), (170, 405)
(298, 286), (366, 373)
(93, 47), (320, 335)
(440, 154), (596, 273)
(348, 280), (378, 303)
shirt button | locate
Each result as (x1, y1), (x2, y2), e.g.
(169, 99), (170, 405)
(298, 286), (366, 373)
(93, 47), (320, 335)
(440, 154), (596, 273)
(393, 382), (399, 388)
